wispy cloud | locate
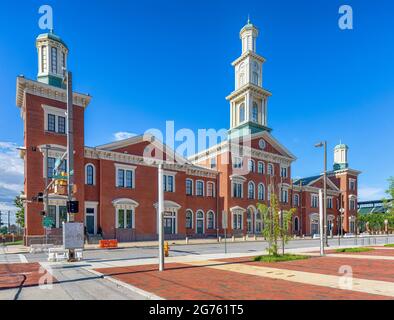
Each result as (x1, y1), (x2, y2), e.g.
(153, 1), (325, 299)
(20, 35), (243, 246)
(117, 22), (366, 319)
(0, 142), (24, 211)
(359, 186), (386, 201)
(113, 132), (137, 141)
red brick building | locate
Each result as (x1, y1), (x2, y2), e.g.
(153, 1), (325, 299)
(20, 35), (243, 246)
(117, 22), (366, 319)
(16, 22), (360, 245)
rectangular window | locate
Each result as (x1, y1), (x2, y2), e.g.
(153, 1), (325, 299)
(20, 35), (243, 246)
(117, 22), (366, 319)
(58, 116), (66, 134)
(167, 176), (174, 192)
(126, 170), (133, 189)
(59, 206), (67, 227)
(186, 180), (193, 196)
(233, 183), (242, 198)
(62, 52), (66, 69)
(281, 189), (288, 203)
(210, 158), (217, 169)
(233, 157), (243, 169)
(327, 198), (333, 209)
(47, 157), (56, 179)
(126, 210), (133, 229)
(350, 199), (356, 210)
(294, 195), (300, 207)
(268, 164), (274, 176)
(349, 179), (356, 191)
(281, 167), (288, 178)
(42, 46), (47, 73)
(48, 114), (56, 132)
(117, 169), (125, 188)
(118, 209), (125, 228)
(207, 182), (214, 197)
(311, 194), (319, 208)
(51, 47), (58, 74)
(196, 181), (204, 197)
(47, 205), (57, 228)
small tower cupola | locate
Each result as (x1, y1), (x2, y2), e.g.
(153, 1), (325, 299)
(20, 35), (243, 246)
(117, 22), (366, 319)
(36, 30), (68, 88)
(240, 18), (259, 54)
(333, 143), (349, 171)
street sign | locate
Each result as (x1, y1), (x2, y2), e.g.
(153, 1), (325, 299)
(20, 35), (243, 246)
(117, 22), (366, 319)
(63, 222), (84, 249)
(43, 216), (54, 228)
(222, 211), (228, 229)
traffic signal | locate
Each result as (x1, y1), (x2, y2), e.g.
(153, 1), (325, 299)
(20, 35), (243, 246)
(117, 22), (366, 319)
(37, 193), (44, 203)
(40, 211), (46, 217)
(67, 201), (79, 214)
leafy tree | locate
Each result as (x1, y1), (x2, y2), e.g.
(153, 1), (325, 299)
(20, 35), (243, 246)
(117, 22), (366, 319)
(0, 226), (8, 235)
(257, 191), (296, 256)
(14, 192), (25, 228)
(385, 177), (394, 215)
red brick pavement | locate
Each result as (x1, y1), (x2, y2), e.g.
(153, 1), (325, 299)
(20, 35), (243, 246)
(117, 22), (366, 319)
(95, 261), (391, 300)
(0, 263), (55, 290)
(217, 256), (394, 283)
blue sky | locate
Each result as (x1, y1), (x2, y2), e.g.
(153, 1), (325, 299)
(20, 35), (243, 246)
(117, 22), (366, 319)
(0, 0), (393, 220)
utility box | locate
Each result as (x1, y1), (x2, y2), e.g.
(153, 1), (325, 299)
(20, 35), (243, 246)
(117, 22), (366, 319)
(63, 222), (84, 249)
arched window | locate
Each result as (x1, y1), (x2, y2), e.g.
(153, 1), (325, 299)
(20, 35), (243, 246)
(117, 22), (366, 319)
(196, 210), (205, 234)
(186, 210), (193, 229)
(268, 163), (274, 176)
(294, 194), (300, 207)
(247, 208), (253, 234)
(253, 72), (259, 85)
(255, 210), (263, 234)
(252, 102), (259, 122)
(294, 216), (299, 233)
(239, 63), (245, 87)
(258, 161), (265, 174)
(248, 182), (255, 199)
(207, 211), (215, 230)
(258, 183), (265, 201)
(248, 160), (255, 173)
(85, 164), (95, 185)
(239, 104), (246, 123)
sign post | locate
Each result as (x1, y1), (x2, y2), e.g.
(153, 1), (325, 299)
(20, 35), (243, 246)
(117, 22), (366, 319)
(222, 211), (228, 254)
(319, 189), (325, 256)
(158, 164), (165, 272)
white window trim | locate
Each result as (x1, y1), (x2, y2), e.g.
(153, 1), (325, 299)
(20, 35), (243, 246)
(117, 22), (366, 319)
(349, 178), (356, 191)
(85, 201), (98, 235)
(196, 180), (205, 197)
(231, 181), (244, 198)
(294, 194), (300, 207)
(85, 163), (96, 186)
(42, 105), (67, 134)
(248, 159), (255, 173)
(207, 181), (215, 197)
(280, 166), (288, 178)
(186, 179), (194, 196)
(248, 181), (256, 199)
(232, 210), (244, 230)
(258, 183), (265, 200)
(115, 163), (136, 189)
(163, 171), (177, 193)
(311, 194), (319, 208)
(268, 163), (275, 176)
(186, 209), (194, 229)
(39, 144), (66, 178)
(196, 210), (205, 234)
(207, 210), (215, 230)
(258, 161), (265, 174)
(113, 198), (139, 229)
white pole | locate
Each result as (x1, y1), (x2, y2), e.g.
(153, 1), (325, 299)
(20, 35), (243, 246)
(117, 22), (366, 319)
(158, 164), (165, 271)
(319, 189), (325, 256)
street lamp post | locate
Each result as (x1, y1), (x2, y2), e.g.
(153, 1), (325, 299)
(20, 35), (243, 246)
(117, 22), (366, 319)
(315, 141), (329, 247)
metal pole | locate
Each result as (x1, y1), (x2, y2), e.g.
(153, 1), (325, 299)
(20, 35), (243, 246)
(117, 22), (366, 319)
(158, 164), (165, 272)
(323, 141), (328, 247)
(8, 211), (10, 232)
(224, 228), (227, 254)
(319, 189), (325, 256)
(66, 71), (74, 223)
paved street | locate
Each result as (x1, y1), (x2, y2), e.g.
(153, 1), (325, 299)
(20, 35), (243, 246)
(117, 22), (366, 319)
(1, 236), (394, 300)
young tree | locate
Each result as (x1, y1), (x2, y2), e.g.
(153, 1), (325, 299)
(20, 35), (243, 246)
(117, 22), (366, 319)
(14, 192), (25, 228)
(385, 177), (394, 215)
(257, 192), (296, 257)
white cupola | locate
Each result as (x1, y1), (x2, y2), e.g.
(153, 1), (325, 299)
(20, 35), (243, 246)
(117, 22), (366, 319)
(36, 30), (68, 88)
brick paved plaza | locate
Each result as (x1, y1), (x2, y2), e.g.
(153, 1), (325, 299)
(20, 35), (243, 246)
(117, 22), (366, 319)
(94, 247), (394, 300)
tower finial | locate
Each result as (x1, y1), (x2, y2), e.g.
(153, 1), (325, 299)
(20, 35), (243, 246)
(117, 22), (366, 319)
(247, 14), (250, 25)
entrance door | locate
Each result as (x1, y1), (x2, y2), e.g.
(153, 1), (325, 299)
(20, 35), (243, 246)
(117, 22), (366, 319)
(196, 211), (204, 235)
(86, 208), (96, 235)
(311, 221), (319, 236)
(164, 212), (176, 235)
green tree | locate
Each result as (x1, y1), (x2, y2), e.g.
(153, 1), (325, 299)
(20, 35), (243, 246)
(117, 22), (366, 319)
(14, 192), (25, 228)
(385, 177), (394, 215)
(257, 192), (296, 256)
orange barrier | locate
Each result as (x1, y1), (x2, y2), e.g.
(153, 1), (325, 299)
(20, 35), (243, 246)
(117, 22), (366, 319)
(99, 240), (118, 249)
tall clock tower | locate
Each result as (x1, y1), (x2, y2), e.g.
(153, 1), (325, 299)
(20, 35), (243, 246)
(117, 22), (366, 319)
(226, 19), (272, 139)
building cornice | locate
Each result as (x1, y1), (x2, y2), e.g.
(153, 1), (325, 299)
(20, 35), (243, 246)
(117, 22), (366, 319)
(226, 83), (272, 101)
(231, 51), (266, 67)
(16, 76), (92, 110)
(84, 147), (218, 179)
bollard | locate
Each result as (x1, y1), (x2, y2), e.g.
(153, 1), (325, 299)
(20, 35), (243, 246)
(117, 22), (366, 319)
(218, 236), (222, 243)
(164, 242), (169, 257)
(232, 236), (235, 242)
(243, 236), (247, 241)
(254, 235), (257, 241)
(185, 237), (189, 245)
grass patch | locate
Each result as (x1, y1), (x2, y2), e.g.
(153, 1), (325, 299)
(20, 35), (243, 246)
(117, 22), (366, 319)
(2, 240), (23, 246)
(384, 244), (394, 247)
(336, 247), (374, 253)
(253, 254), (310, 263)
